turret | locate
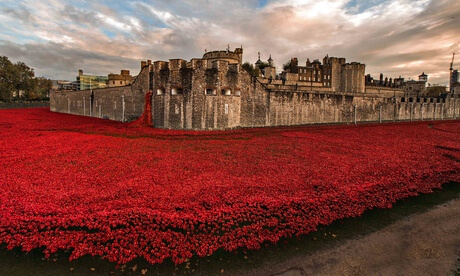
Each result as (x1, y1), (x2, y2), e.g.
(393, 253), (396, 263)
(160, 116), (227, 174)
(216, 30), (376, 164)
(418, 72), (428, 82)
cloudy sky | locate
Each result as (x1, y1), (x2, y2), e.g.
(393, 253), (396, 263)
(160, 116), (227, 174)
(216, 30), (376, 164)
(0, 0), (459, 85)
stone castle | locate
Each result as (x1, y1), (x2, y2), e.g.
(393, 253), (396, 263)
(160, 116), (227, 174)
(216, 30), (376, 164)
(50, 48), (459, 129)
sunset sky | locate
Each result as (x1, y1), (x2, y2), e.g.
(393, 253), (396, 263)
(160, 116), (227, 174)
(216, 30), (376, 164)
(0, 0), (459, 85)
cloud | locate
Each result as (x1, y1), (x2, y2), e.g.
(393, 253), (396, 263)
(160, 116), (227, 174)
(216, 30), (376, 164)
(0, 0), (458, 86)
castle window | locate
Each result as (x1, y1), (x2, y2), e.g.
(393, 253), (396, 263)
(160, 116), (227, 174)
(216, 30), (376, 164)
(112, 81), (115, 84)
(205, 88), (217, 95)
(235, 90), (241, 96)
(156, 88), (164, 95)
(171, 87), (183, 95)
(120, 81), (122, 85)
(221, 88), (232, 96)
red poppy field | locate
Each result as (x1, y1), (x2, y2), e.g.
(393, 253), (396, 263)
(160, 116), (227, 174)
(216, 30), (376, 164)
(0, 108), (459, 265)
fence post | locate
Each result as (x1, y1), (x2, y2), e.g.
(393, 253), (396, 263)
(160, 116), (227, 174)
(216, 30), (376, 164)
(441, 103), (443, 120)
(393, 95), (397, 122)
(122, 95), (125, 122)
(83, 97), (86, 116)
(421, 103), (424, 121)
(353, 105), (357, 124)
(67, 98), (70, 114)
(379, 105), (382, 123)
(410, 104), (412, 121)
(454, 95), (457, 119)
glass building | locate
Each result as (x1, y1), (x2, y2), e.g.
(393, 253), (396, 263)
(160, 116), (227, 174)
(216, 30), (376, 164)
(76, 70), (108, 90)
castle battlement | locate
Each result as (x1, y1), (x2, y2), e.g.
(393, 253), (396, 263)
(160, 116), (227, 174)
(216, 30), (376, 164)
(203, 48), (243, 66)
(51, 47), (457, 130)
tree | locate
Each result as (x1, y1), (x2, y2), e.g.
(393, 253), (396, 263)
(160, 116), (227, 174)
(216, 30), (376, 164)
(242, 62), (255, 76)
(35, 77), (53, 99)
(0, 56), (15, 101)
(257, 61), (269, 70)
(0, 56), (51, 101)
(426, 85), (447, 97)
(283, 60), (292, 71)
(13, 61), (36, 99)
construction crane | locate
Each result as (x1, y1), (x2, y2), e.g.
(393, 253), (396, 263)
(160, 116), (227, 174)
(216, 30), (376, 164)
(450, 53), (455, 93)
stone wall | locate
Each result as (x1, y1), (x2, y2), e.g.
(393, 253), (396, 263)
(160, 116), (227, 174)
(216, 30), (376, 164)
(50, 66), (149, 121)
(267, 91), (459, 126)
(365, 86), (405, 97)
(51, 59), (460, 130)
(152, 59), (269, 130)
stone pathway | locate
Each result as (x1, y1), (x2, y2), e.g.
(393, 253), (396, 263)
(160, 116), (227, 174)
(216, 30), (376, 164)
(240, 196), (460, 276)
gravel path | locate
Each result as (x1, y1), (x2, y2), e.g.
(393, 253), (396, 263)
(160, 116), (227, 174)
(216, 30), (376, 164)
(240, 196), (460, 276)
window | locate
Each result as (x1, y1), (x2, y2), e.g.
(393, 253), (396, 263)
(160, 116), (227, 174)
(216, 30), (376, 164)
(234, 90), (241, 96)
(120, 81), (122, 85)
(112, 81), (115, 84)
(156, 88), (164, 95)
(175, 104), (179, 114)
(221, 88), (231, 96)
(171, 87), (183, 95)
(205, 88), (216, 95)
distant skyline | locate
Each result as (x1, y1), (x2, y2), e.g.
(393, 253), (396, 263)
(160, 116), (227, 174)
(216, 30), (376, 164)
(0, 0), (459, 85)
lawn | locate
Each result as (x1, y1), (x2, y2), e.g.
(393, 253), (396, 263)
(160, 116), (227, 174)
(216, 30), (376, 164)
(0, 108), (458, 266)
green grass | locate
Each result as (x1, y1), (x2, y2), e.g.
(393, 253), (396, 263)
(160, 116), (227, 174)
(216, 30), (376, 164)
(1, 181), (459, 276)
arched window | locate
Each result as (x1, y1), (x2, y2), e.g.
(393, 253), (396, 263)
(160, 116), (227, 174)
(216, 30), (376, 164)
(205, 88), (217, 95)
(221, 88), (232, 96)
(156, 88), (164, 95)
(234, 89), (241, 96)
(171, 87), (183, 95)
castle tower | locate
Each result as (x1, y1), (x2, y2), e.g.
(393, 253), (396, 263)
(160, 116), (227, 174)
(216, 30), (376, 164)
(265, 55), (276, 79)
(203, 47), (243, 67)
(267, 55), (274, 67)
(418, 72), (428, 82)
(255, 52), (263, 68)
(329, 57), (346, 92)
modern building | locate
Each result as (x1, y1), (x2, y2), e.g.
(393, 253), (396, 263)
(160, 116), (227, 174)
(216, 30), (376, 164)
(76, 70), (108, 90)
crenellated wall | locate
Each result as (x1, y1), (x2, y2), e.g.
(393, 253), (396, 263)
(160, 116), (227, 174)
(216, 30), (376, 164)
(152, 58), (265, 130)
(50, 48), (460, 130)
